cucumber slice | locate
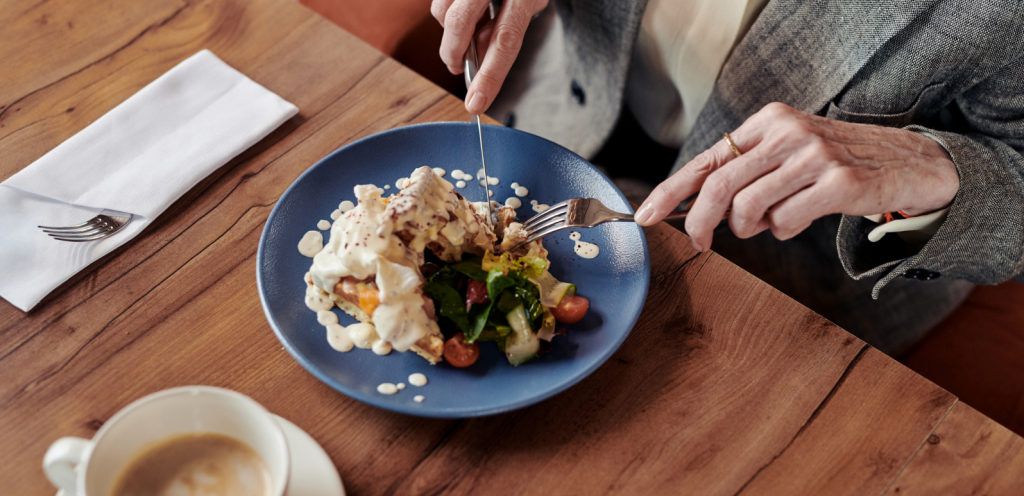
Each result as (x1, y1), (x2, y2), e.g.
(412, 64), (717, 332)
(505, 305), (540, 366)
(530, 270), (576, 308)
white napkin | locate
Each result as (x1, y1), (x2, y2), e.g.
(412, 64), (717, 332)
(0, 50), (298, 311)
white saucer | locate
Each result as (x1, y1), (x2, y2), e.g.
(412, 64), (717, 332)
(54, 415), (342, 496)
(275, 414), (346, 496)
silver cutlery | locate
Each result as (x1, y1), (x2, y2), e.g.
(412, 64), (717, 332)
(464, 1), (499, 225)
(516, 198), (688, 247)
(38, 209), (132, 242)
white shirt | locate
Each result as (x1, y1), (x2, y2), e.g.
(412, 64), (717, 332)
(626, 0), (769, 148)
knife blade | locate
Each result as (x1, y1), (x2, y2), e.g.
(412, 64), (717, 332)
(464, 5), (497, 225)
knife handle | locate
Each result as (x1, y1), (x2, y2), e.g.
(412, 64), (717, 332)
(463, 1), (499, 89)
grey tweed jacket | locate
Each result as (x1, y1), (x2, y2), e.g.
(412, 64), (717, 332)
(490, 0), (1024, 297)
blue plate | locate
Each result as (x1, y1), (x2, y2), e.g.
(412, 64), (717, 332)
(257, 122), (650, 418)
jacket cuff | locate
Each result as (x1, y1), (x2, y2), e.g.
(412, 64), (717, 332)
(837, 125), (1024, 298)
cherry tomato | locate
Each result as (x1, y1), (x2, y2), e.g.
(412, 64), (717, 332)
(443, 333), (480, 368)
(551, 295), (589, 324)
(465, 278), (489, 311)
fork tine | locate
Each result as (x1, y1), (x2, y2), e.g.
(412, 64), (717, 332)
(38, 218), (105, 231)
(522, 201), (569, 229)
(521, 223), (571, 246)
(47, 223), (114, 238)
(42, 219), (110, 234)
(526, 215), (565, 236)
(50, 228), (117, 242)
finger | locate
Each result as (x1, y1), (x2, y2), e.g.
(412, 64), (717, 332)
(728, 145), (824, 239)
(766, 182), (842, 240)
(465, 4), (534, 114)
(635, 131), (760, 228)
(430, 0), (457, 25)
(438, 0), (491, 75)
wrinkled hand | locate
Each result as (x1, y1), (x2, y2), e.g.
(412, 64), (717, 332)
(431, 0), (548, 115)
(634, 103), (960, 252)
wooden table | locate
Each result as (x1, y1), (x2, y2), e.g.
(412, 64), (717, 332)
(3, 0), (1023, 494)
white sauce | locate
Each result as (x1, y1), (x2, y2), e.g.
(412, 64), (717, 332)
(384, 185), (391, 190)
(456, 180), (466, 188)
(372, 339), (392, 356)
(505, 198), (522, 209)
(408, 373), (427, 387)
(377, 383), (398, 395)
(316, 310), (339, 326)
(326, 323), (354, 352)
(531, 200), (549, 213)
(477, 168), (486, 179)
(304, 285), (333, 312)
(307, 167), (495, 355)
(339, 201), (355, 213)
(396, 177), (411, 189)
(350, 323), (379, 349)
(317, 219), (331, 230)
(298, 231), (324, 257)
(479, 179), (487, 187)
(488, 190), (494, 197)
(414, 395), (425, 403)
(432, 168), (446, 177)
(397, 383), (406, 390)
(487, 176), (499, 186)
(451, 169), (466, 180)
(330, 210), (341, 220)
(514, 186), (529, 197)
(569, 231), (600, 259)
(511, 182), (519, 188)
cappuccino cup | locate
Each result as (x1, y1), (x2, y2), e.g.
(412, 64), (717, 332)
(43, 386), (289, 496)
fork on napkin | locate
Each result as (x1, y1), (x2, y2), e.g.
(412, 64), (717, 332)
(0, 50), (298, 311)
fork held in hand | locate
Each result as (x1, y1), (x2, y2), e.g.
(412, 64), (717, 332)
(39, 210), (132, 242)
(518, 198), (688, 247)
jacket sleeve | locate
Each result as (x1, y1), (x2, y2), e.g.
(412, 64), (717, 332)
(837, 55), (1024, 298)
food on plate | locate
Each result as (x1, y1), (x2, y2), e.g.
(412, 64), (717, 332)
(304, 166), (589, 367)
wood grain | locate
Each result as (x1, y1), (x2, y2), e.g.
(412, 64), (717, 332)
(883, 402), (1024, 495)
(2, 0), (1023, 494)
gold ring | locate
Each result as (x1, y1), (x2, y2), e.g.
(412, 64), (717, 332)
(723, 132), (742, 158)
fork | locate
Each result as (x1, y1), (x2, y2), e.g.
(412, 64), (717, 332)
(38, 209), (132, 242)
(517, 198), (688, 246)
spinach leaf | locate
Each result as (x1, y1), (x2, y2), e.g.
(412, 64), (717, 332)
(450, 259), (489, 281)
(423, 271), (470, 334)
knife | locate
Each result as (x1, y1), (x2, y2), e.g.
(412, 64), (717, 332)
(464, 3), (498, 225)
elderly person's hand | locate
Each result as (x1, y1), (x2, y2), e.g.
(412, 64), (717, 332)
(634, 103), (961, 252)
(431, 0), (548, 115)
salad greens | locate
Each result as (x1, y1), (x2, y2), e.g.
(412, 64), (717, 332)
(422, 252), (557, 365)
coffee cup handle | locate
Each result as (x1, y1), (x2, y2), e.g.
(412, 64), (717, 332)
(43, 437), (90, 495)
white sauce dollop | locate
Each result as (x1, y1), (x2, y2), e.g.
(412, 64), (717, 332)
(456, 180), (466, 188)
(377, 383), (398, 395)
(487, 176), (499, 186)
(316, 310), (339, 326)
(304, 285), (333, 312)
(339, 201), (355, 213)
(396, 177), (411, 189)
(414, 395), (425, 403)
(384, 185), (391, 190)
(317, 219), (331, 230)
(397, 383), (406, 390)
(569, 231), (600, 259)
(350, 323), (379, 349)
(514, 186), (529, 197)
(505, 197), (522, 209)
(432, 168), (446, 177)
(451, 169), (467, 180)
(298, 231), (324, 257)
(531, 200), (549, 213)
(326, 323), (354, 352)
(488, 190), (494, 197)
(372, 339), (392, 356)
(408, 373), (428, 387)
(330, 210), (341, 220)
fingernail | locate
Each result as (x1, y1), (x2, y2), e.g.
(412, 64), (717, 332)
(635, 204), (653, 225)
(467, 92), (487, 115)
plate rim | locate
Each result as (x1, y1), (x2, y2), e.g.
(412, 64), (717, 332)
(256, 121), (651, 418)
